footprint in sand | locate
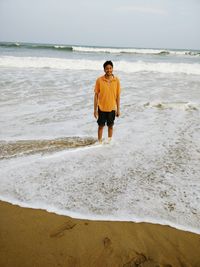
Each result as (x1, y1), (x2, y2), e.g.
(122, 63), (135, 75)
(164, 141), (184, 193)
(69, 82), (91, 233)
(50, 220), (76, 238)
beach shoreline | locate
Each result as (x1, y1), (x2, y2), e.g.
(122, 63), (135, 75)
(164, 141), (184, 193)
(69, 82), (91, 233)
(0, 200), (200, 267)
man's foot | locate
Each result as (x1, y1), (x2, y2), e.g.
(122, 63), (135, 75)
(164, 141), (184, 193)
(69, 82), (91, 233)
(103, 137), (112, 144)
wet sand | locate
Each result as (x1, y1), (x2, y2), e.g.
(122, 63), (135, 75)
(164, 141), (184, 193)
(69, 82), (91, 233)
(0, 200), (200, 267)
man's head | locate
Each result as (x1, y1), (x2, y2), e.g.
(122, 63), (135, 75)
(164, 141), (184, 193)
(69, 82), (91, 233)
(103, 61), (113, 77)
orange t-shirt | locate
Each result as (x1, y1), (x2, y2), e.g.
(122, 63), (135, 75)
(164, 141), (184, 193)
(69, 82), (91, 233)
(94, 75), (120, 112)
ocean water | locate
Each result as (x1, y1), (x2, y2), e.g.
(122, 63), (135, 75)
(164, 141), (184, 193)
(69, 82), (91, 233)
(0, 42), (200, 234)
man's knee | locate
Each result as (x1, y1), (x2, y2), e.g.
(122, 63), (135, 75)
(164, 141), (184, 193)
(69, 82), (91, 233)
(98, 125), (104, 129)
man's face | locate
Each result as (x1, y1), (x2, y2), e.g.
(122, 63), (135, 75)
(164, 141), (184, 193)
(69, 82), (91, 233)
(104, 65), (113, 76)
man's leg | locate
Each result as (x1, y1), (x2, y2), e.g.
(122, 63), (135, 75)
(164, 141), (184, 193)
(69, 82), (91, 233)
(98, 126), (104, 142)
(108, 126), (113, 138)
(107, 110), (115, 140)
(97, 109), (106, 142)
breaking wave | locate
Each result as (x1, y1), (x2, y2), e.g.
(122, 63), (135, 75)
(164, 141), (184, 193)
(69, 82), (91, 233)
(0, 42), (72, 51)
(1, 56), (200, 75)
(144, 101), (199, 111)
(0, 42), (199, 56)
(72, 46), (200, 56)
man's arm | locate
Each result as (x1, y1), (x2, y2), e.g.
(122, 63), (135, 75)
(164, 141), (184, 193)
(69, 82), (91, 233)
(116, 78), (120, 117)
(116, 95), (120, 117)
(94, 93), (98, 118)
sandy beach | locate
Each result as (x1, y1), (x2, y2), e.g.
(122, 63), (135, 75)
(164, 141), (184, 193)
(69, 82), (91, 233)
(0, 200), (200, 267)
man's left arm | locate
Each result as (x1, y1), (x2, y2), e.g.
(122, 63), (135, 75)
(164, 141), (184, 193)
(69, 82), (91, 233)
(116, 79), (120, 117)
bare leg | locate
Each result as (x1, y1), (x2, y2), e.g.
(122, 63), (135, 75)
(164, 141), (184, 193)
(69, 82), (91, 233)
(108, 126), (113, 139)
(98, 126), (104, 142)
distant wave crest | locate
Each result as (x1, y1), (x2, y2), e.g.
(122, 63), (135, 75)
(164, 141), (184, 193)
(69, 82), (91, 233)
(0, 42), (199, 56)
(72, 46), (172, 55)
(72, 46), (200, 56)
(0, 42), (73, 51)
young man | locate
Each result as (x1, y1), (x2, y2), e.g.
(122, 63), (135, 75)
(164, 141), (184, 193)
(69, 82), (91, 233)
(94, 61), (121, 143)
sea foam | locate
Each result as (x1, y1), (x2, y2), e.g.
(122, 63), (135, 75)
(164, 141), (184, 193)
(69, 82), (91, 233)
(0, 56), (200, 75)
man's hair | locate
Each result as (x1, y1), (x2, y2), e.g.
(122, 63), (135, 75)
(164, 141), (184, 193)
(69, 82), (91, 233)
(103, 61), (113, 69)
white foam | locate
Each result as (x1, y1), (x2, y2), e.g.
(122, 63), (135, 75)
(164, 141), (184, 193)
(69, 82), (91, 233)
(0, 56), (200, 75)
(73, 46), (169, 54)
(54, 45), (67, 49)
(72, 46), (200, 56)
(144, 101), (199, 111)
(1, 108), (200, 235)
(1, 195), (200, 235)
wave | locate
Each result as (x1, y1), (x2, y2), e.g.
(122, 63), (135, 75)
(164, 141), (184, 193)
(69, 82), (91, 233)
(73, 46), (200, 56)
(72, 46), (171, 55)
(0, 137), (97, 159)
(0, 42), (72, 51)
(0, 42), (199, 56)
(144, 101), (199, 111)
(62, 45), (198, 56)
(1, 56), (200, 75)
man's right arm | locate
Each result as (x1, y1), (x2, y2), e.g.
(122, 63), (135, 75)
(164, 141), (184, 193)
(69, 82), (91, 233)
(94, 93), (98, 119)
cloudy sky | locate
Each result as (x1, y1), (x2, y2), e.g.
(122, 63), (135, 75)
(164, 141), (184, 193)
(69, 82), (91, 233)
(0, 0), (199, 49)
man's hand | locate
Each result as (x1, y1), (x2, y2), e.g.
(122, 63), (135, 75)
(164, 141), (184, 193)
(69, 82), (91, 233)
(116, 110), (120, 117)
(94, 110), (98, 119)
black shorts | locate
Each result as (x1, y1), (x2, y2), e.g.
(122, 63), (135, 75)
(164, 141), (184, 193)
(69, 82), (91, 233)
(97, 108), (115, 127)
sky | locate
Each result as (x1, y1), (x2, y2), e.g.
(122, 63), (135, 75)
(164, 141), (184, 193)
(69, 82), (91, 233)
(0, 0), (200, 49)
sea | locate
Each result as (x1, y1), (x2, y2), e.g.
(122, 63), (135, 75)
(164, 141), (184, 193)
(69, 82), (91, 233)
(0, 42), (200, 234)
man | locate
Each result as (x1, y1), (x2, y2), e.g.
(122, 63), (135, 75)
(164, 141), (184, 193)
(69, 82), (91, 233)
(94, 61), (121, 143)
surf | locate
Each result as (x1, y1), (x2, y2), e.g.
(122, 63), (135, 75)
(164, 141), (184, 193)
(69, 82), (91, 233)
(144, 101), (199, 111)
(0, 42), (73, 51)
(1, 56), (200, 75)
(1, 42), (200, 56)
